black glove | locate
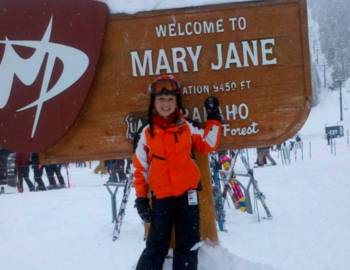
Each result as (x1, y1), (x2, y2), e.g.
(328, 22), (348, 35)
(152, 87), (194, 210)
(135, 197), (151, 223)
(205, 96), (222, 121)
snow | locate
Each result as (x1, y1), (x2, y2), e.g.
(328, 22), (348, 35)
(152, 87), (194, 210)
(222, 143), (350, 270)
(99, 0), (253, 14)
(300, 89), (349, 139)
(1, 1), (350, 270)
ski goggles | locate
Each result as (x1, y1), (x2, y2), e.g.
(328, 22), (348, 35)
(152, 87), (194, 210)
(148, 79), (181, 95)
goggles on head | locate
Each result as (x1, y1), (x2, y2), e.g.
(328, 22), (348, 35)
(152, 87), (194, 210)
(148, 75), (181, 95)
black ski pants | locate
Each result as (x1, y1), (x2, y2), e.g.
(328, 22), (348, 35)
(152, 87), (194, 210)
(17, 166), (34, 191)
(32, 165), (46, 189)
(136, 192), (200, 270)
(45, 164), (65, 186)
(53, 164), (65, 185)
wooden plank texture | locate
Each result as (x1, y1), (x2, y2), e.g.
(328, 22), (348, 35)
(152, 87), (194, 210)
(40, 0), (311, 163)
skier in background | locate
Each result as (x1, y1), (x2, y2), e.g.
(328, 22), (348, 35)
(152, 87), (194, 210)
(15, 152), (35, 192)
(257, 146), (276, 167)
(115, 159), (128, 182)
(45, 164), (66, 189)
(105, 159), (130, 182)
(133, 75), (222, 270)
(104, 159), (118, 182)
(31, 153), (46, 191)
(0, 147), (10, 185)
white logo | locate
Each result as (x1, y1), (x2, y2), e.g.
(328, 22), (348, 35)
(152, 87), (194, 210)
(125, 114), (148, 140)
(0, 16), (89, 138)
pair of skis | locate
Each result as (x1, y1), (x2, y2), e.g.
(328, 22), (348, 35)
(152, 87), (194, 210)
(239, 151), (273, 220)
(221, 149), (273, 221)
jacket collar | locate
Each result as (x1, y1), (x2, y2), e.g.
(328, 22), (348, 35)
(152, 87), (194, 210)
(152, 110), (186, 133)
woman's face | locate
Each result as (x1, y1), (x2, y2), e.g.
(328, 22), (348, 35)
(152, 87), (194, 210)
(154, 94), (177, 118)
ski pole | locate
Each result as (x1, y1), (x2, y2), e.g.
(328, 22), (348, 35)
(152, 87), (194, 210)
(65, 164), (71, 188)
(224, 196), (231, 209)
(254, 193), (260, 222)
(309, 142), (311, 160)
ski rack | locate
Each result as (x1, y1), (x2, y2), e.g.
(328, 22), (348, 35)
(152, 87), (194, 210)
(227, 149), (273, 221)
(104, 173), (133, 241)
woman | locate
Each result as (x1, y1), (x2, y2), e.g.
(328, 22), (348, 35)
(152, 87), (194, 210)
(133, 74), (222, 270)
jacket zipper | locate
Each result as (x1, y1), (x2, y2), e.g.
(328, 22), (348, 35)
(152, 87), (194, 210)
(174, 133), (178, 143)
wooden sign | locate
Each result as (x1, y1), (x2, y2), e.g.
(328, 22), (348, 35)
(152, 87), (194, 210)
(40, 0), (311, 163)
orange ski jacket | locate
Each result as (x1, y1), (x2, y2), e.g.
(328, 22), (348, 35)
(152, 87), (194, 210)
(133, 117), (221, 199)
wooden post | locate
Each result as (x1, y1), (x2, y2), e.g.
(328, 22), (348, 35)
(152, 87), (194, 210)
(162, 153), (218, 247)
(94, 160), (106, 175)
(195, 153), (218, 244)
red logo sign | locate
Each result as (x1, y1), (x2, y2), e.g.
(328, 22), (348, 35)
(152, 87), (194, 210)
(0, 0), (108, 152)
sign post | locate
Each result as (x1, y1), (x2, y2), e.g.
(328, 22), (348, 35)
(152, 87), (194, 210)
(196, 153), (218, 243)
(325, 125), (344, 139)
(334, 68), (345, 122)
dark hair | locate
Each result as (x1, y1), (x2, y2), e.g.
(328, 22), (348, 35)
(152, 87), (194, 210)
(148, 93), (184, 137)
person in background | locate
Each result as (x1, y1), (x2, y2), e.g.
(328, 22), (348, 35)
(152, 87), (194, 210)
(104, 159), (118, 182)
(31, 153), (46, 191)
(125, 158), (132, 175)
(294, 134), (303, 152)
(255, 147), (267, 166)
(0, 147), (10, 183)
(257, 146), (277, 166)
(116, 159), (128, 182)
(15, 152), (35, 192)
(133, 75), (222, 270)
(76, 161), (87, 167)
(45, 164), (66, 189)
